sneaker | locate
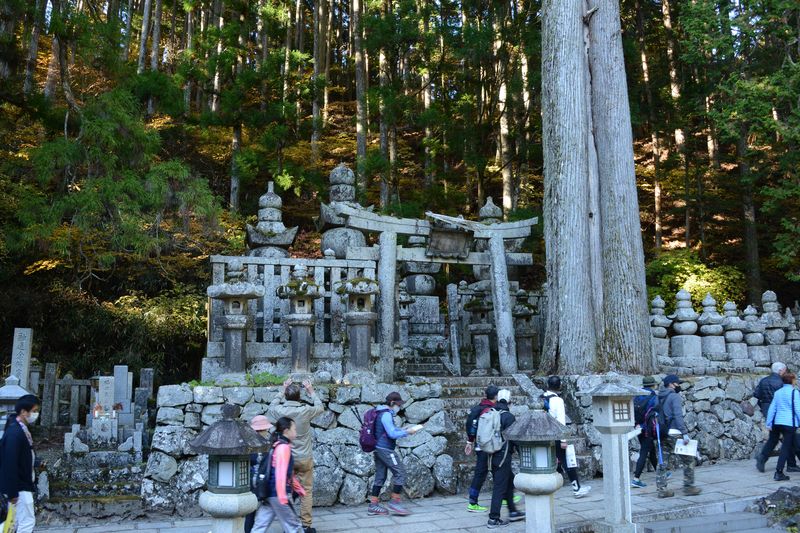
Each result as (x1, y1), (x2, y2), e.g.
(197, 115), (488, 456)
(666, 471), (672, 479)
(631, 478), (647, 488)
(387, 500), (412, 516)
(508, 511), (526, 522)
(501, 495), (522, 505)
(487, 518), (510, 529)
(683, 486), (702, 496)
(756, 455), (766, 473)
(573, 485), (591, 498)
(368, 503), (389, 515)
(657, 489), (675, 498)
(787, 466), (800, 473)
(775, 471), (790, 482)
(467, 503), (488, 513)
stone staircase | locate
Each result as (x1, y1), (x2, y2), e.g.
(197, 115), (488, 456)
(639, 511), (771, 533)
(405, 352), (448, 376)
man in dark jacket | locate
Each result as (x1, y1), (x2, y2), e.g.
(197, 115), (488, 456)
(754, 362), (797, 472)
(487, 389), (525, 529)
(656, 375), (700, 498)
(0, 394), (40, 533)
(464, 385), (498, 513)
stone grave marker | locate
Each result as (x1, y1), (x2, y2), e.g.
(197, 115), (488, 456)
(10, 328), (32, 389)
(97, 376), (115, 413)
(113, 365), (130, 411)
(139, 368), (154, 397)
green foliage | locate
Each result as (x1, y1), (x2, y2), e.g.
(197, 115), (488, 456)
(646, 250), (746, 310)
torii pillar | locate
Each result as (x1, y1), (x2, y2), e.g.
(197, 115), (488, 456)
(489, 234), (517, 375)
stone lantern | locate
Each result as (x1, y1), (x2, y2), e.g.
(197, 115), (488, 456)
(189, 404), (269, 533)
(207, 259), (266, 373)
(512, 290), (537, 371)
(397, 280), (415, 347)
(466, 291), (494, 374)
(276, 264), (324, 372)
(502, 410), (567, 533)
(343, 276), (379, 371)
(0, 376), (30, 439)
(582, 382), (642, 533)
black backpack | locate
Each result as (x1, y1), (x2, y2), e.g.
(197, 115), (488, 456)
(252, 446), (276, 501)
(633, 392), (656, 426)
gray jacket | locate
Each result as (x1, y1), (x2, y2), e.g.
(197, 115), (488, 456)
(657, 387), (687, 435)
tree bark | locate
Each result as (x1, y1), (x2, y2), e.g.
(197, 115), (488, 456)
(137, 0), (153, 74)
(121, 0), (134, 60)
(23, 0), (48, 95)
(43, 39), (59, 99)
(737, 126), (762, 305)
(312, 0), (323, 160)
(230, 123), (241, 212)
(147, 0), (163, 114)
(587, 0), (654, 373)
(282, 0), (293, 106)
(184, 5), (194, 114)
(379, 0), (390, 208)
(353, 0), (367, 192)
(541, 0), (597, 374)
(494, 3), (514, 216)
(419, 0), (433, 188)
(211, 0), (224, 113)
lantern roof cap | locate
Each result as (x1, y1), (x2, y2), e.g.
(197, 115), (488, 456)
(189, 403), (270, 455)
(502, 410), (567, 442)
(579, 382), (642, 398)
(0, 375), (30, 401)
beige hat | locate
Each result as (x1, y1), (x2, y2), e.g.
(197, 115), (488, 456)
(250, 415), (272, 431)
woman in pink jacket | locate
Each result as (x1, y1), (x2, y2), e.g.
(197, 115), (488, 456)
(252, 417), (306, 533)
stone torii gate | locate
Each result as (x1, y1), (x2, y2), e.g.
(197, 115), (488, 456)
(334, 203), (538, 380)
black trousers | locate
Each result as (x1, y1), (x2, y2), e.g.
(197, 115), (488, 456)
(761, 426), (798, 468)
(555, 444), (579, 484)
(634, 434), (658, 478)
(489, 448), (517, 520)
(775, 425), (797, 472)
(244, 510), (255, 533)
(468, 450), (490, 504)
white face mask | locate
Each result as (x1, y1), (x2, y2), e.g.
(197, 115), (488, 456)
(27, 412), (39, 424)
(392, 405), (401, 414)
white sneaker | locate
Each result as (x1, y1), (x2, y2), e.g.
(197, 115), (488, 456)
(573, 485), (591, 498)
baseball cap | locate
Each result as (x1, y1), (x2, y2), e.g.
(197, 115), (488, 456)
(663, 374), (683, 386)
(386, 391), (405, 405)
(497, 389), (511, 403)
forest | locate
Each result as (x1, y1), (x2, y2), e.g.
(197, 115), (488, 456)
(0, 0), (798, 381)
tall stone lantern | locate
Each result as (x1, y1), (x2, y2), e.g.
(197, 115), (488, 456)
(512, 290), (537, 371)
(207, 259), (266, 373)
(342, 276), (379, 371)
(189, 404), (270, 533)
(466, 291), (494, 374)
(503, 410), (567, 533)
(0, 376), (30, 439)
(277, 264), (324, 372)
(581, 382), (642, 533)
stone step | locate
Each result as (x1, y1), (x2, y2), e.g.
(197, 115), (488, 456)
(640, 512), (768, 533)
(432, 376), (521, 387)
(442, 385), (527, 397)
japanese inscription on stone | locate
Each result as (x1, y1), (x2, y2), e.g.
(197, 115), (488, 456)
(10, 328), (32, 389)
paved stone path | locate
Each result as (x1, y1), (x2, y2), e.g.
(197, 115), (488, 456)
(35, 459), (782, 532)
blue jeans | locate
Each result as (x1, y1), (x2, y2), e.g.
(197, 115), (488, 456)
(468, 450), (489, 504)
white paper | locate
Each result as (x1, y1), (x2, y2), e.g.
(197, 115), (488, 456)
(409, 424), (424, 432)
(565, 444), (578, 468)
(674, 439), (698, 457)
(535, 446), (549, 467)
(218, 461), (235, 487)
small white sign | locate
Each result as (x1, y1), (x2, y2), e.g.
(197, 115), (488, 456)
(566, 444), (578, 468)
(674, 438), (698, 457)
(218, 461), (235, 487)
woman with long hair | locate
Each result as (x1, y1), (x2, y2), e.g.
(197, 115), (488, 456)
(251, 417), (305, 533)
(766, 371), (800, 481)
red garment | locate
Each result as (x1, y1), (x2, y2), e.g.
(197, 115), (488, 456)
(272, 441), (306, 505)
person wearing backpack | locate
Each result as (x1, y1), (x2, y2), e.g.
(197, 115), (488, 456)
(482, 389), (524, 529)
(252, 416), (306, 533)
(245, 415), (273, 533)
(631, 376), (659, 488)
(754, 362), (799, 473)
(464, 385), (498, 513)
(367, 392), (420, 517)
(0, 394), (40, 533)
(267, 379), (323, 533)
(655, 374), (701, 498)
(766, 371), (800, 481)
(543, 376), (591, 498)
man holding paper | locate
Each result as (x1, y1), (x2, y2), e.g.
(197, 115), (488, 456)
(656, 374), (701, 498)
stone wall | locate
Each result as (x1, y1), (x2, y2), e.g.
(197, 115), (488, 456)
(142, 377), (457, 515)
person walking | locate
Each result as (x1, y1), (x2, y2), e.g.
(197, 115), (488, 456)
(252, 417), (305, 533)
(755, 362), (798, 473)
(631, 376), (659, 488)
(656, 374), (701, 498)
(543, 376), (591, 498)
(464, 385), (498, 512)
(0, 394), (41, 533)
(486, 389), (525, 529)
(367, 392), (420, 516)
(245, 415), (273, 533)
(267, 379), (324, 533)
(766, 371), (800, 481)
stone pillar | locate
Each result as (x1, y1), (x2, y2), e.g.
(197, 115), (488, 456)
(514, 473), (563, 533)
(670, 289), (703, 373)
(744, 305), (769, 367)
(277, 265), (323, 372)
(285, 315), (315, 372)
(722, 301), (751, 369)
(761, 290), (791, 365)
(488, 233), (518, 374)
(597, 433), (636, 533)
(343, 277), (379, 372)
(397, 280), (414, 348)
(377, 231), (397, 382)
(468, 293), (495, 374)
(698, 293), (726, 366)
(650, 296), (672, 366)
(446, 283), (462, 376)
(785, 308), (800, 367)
(513, 290), (536, 371)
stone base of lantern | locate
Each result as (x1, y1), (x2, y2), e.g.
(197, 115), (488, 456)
(199, 491), (258, 533)
(513, 472), (562, 533)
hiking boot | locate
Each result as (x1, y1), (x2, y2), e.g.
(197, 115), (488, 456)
(487, 518), (510, 529)
(467, 503), (488, 513)
(387, 500), (412, 516)
(508, 511), (526, 522)
(631, 478), (647, 488)
(775, 471), (790, 482)
(368, 502), (389, 515)
(501, 495), (522, 505)
(573, 485), (591, 498)
(657, 489), (675, 498)
(683, 486), (702, 496)
(756, 455), (766, 473)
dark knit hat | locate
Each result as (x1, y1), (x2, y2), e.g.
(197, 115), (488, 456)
(485, 386), (500, 400)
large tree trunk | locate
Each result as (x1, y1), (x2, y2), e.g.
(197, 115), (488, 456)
(282, 1), (293, 106)
(587, 0), (653, 373)
(311, 0), (323, 160)
(230, 124), (241, 212)
(323, 0), (333, 125)
(211, 0), (224, 113)
(494, 3), (514, 216)
(184, 5), (194, 114)
(121, 0), (134, 60)
(418, 0), (433, 188)
(147, 0), (163, 114)
(541, 0), (597, 374)
(0, 0), (19, 79)
(137, 0), (153, 74)
(23, 0), (49, 95)
(43, 39), (60, 99)
(379, 0), (390, 208)
(737, 126), (762, 304)
(353, 0), (367, 193)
